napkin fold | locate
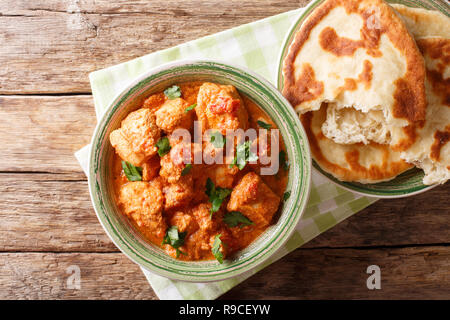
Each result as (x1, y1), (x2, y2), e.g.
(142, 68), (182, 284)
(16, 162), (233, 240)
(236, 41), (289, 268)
(75, 8), (378, 300)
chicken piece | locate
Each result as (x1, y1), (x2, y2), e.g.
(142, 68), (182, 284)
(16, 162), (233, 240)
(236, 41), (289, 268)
(191, 203), (222, 232)
(110, 108), (161, 166)
(143, 92), (166, 111)
(227, 172), (280, 227)
(184, 229), (213, 260)
(179, 211), (234, 260)
(118, 180), (166, 238)
(196, 82), (249, 134)
(155, 98), (193, 133)
(160, 153), (183, 184)
(210, 228), (239, 258)
(207, 164), (239, 189)
(190, 163), (237, 204)
(179, 81), (203, 105)
(160, 142), (195, 183)
(191, 174), (209, 204)
(141, 156), (160, 181)
(248, 134), (281, 175)
(162, 175), (195, 211)
(169, 211), (198, 235)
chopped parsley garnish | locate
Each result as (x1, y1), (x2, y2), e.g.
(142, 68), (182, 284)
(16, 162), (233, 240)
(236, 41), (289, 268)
(223, 211), (253, 228)
(230, 140), (258, 170)
(164, 85), (181, 99)
(279, 150), (289, 171)
(156, 136), (171, 157)
(257, 120), (272, 130)
(121, 161), (142, 181)
(205, 178), (232, 217)
(211, 234), (224, 264)
(283, 191), (291, 201)
(184, 103), (196, 113)
(162, 226), (187, 258)
(181, 163), (192, 176)
(210, 131), (226, 148)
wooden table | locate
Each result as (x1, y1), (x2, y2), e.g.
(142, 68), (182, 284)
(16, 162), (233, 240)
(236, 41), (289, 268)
(1, 0), (449, 300)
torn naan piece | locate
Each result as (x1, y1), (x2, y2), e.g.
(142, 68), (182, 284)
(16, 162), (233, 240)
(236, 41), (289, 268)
(320, 5), (450, 185)
(322, 102), (391, 145)
(401, 38), (450, 185)
(301, 105), (413, 184)
(320, 5), (450, 149)
(283, 0), (427, 151)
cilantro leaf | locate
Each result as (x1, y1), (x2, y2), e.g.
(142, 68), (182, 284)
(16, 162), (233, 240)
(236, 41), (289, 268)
(211, 197), (223, 213)
(121, 161), (143, 181)
(205, 178), (232, 217)
(279, 150), (289, 171)
(211, 234), (224, 264)
(184, 103), (196, 113)
(164, 85), (181, 99)
(181, 163), (192, 176)
(156, 136), (171, 157)
(283, 191), (291, 201)
(231, 140), (258, 170)
(223, 211), (253, 228)
(162, 226), (187, 258)
(257, 120), (272, 130)
(205, 177), (215, 198)
(216, 188), (232, 199)
(210, 131), (226, 148)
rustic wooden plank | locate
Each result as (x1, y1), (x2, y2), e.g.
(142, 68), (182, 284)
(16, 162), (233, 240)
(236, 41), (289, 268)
(1, 246), (448, 299)
(0, 0), (309, 15)
(0, 252), (156, 299)
(0, 0), (311, 94)
(0, 173), (116, 252)
(0, 95), (96, 173)
(305, 182), (450, 248)
(1, 172), (448, 252)
(221, 246), (450, 300)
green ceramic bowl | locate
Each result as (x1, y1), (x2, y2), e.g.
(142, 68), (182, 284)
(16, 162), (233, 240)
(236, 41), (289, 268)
(89, 60), (311, 282)
(277, 0), (449, 198)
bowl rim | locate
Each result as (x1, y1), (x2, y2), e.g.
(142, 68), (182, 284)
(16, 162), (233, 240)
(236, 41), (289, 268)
(88, 59), (312, 282)
(275, 0), (445, 199)
(313, 164), (437, 199)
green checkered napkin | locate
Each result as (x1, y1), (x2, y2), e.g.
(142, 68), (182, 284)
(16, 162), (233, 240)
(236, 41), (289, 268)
(75, 8), (378, 300)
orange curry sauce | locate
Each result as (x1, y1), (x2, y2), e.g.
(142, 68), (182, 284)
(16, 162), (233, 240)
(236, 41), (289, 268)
(111, 81), (288, 262)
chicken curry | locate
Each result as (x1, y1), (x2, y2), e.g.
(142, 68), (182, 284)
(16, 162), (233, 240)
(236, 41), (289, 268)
(110, 81), (289, 263)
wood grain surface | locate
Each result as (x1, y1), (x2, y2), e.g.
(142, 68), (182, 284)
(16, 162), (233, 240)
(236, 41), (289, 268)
(1, 0), (449, 300)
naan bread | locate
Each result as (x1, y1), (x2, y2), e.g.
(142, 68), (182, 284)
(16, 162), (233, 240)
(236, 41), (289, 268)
(320, 5), (450, 149)
(300, 105), (413, 183)
(283, 0), (427, 151)
(401, 38), (450, 185)
(319, 5), (450, 185)
(391, 4), (450, 39)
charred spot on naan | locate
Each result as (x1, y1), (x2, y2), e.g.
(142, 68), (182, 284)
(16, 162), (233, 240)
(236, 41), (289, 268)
(391, 123), (423, 152)
(417, 39), (450, 108)
(392, 78), (426, 123)
(283, 63), (324, 106)
(430, 127), (450, 162)
(359, 60), (373, 89)
(335, 60), (373, 95)
(318, 20), (382, 58)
